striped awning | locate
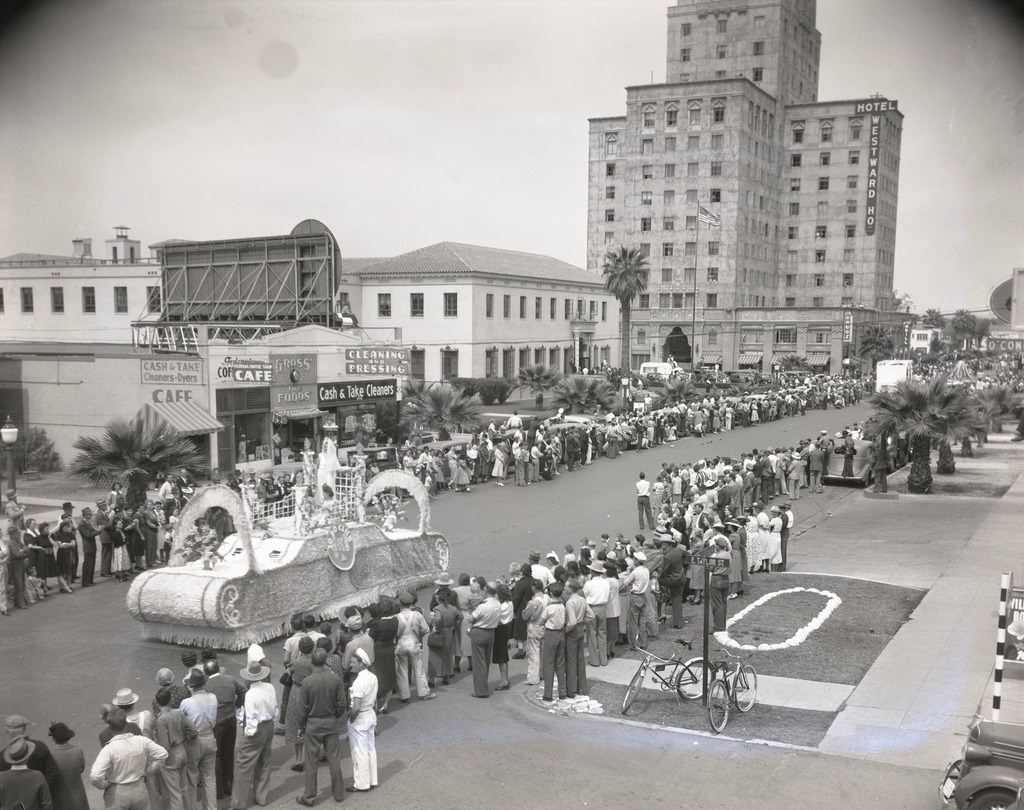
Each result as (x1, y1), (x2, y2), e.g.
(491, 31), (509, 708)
(700, 354), (722, 365)
(737, 353), (763, 365)
(137, 401), (223, 437)
(807, 354), (832, 367)
(273, 406), (327, 424)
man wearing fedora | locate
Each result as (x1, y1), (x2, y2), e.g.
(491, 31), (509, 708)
(0, 737), (52, 810)
(90, 707), (168, 810)
(76, 507), (98, 587)
(582, 560), (609, 667)
(231, 654), (277, 810)
(0, 715), (60, 797)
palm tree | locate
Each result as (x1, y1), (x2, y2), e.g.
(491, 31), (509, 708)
(778, 355), (811, 372)
(602, 246), (649, 372)
(69, 416), (208, 508)
(972, 385), (1014, 433)
(550, 375), (617, 414)
(400, 382), (484, 440)
(516, 365), (561, 409)
(647, 376), (698, 407)
(858, 324), (896, 368)
(868, 376), (972, 493)
(922, 309), (946, 329)
(951, 309), (977, 349)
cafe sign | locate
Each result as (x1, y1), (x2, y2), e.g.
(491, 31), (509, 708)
(344, 347), (410, 376)
(318, 378), (398, 406)
(215, 355), (273, 386)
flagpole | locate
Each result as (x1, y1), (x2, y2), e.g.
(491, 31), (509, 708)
(691, 199), (699, 374)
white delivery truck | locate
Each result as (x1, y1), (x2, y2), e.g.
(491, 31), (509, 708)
(875, 359), (913, 392)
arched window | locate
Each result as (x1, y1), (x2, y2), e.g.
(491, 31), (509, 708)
(688, 100), (702, 127)
(605, 132), (618, 156)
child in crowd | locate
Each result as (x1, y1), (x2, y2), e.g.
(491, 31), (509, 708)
(25, 567), (46, 603)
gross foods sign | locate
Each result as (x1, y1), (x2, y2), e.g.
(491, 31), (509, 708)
(318, 378), (398, 406)
(856, 98), (898, 237)
(344, 347), (409, 376)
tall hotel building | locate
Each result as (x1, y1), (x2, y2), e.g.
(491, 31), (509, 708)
(587, 0), (902, 374)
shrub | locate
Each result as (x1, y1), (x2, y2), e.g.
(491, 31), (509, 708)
(18, 427), (62, 473)
(451, 377), (479, 398)
(476, 378), (513, 405)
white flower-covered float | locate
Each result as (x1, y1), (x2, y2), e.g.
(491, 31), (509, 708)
(127, 453), (449, 649)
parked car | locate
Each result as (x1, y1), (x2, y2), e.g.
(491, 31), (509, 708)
(822, 437), (874, 487)
(940, 718), (1024, 810)
(344, 445), (400, 471)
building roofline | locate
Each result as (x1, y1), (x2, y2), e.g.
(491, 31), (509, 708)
(785, 97), (903, 118)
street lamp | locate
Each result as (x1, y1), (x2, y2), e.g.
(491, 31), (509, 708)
(1, 415), (18, 495)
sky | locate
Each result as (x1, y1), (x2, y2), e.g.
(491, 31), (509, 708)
(0, 0), (1021, 316)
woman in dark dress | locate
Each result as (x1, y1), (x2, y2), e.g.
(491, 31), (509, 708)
(368, 597), (399, 714)
(48, 721), (89, 810)
(52, 518), (78, 590)
(510, 563), (533, 659)
(26, 521), (70, 594)
(492, 582), (514, 690)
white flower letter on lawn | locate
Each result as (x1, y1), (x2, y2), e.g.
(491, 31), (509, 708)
(713, 587), (842, 651)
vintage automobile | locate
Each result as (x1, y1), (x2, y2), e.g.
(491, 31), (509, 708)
(940, 718), (1024, 810)
(822, 437), (874, 487)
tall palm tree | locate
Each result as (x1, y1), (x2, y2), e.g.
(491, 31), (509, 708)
(868, 376), (971, 493)
(858, 324), (896, 368)
(516, 365), (561, 409)
(400, 382), (484, 440)
(69, 417), (208, 508)
(602, 246), (649, 373)
(550, 375), (617, 414)
(922, 308), (946, 329)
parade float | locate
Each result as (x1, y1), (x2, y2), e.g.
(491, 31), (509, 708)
(126, 439), (450, 649)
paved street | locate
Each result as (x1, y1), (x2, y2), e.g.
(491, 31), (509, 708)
(0, 402), (970, 808)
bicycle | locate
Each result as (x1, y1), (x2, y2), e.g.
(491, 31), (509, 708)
(704, 646), (758, 733)
(621, 639), (705, 715)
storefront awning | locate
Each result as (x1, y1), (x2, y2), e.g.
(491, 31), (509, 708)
(807, 354), (832, 367)
(273, 406), (327, 424)
(700, 354), (722, 365)
(137, 401), (223, 437)
(737, 353), (763, 365)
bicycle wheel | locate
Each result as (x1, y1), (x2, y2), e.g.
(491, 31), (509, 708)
(734, 664), (758, 712)
(675, 658), (706, 701)
(622, 664), (647, 715)
(706, 677), (730, 733)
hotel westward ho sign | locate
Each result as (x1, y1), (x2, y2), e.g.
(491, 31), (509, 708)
(855, 97), (899, 238)
(345, 347), (409, 376)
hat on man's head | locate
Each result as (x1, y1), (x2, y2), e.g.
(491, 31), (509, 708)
(434, 572), (455, 587)
(3, 738), (34, 765)
(770, 505), (781, 513)
(96, 500), (108, 509)
(186, 671), (207, 689)
(587, 560), (605, 575)
(239, 660), (271, 682)
(112, 688), (140, 707)
(398, 592), (416, 606)
(180, 650), (198, 667)
(546, 551), (559, 562)
(4, 715), (31, 733)
(820, 430), (828, 436)
(4, 488), (16, 498)
(633, 551), (647, 562)
(345, 614), (363, 631)
(528, 550), (540, 562)
(81, 507), (92, 516)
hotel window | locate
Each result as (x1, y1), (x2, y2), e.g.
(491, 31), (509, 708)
(711, 99), (726, 122)
(641, 139), (654, 155)
(843, 273), (854, 287)
(847, 175), (858, 189)
(637, 294), (650, 309)
(535, 297), (542, 319)
(708, 241), (720, 255)
(812, 297), (824, 308)
(792, 123), (804, 144)
(601, 301), (607, 321)
(820, 151), (830, 166)
(642, 106), (656, 128)
(818, 176), (829, 190)
(441, 349), (459, 381)
(710, 188), (721, 203)
(680, 47), (691, 62)
(842, 296), (854, 306)
(606, 162), (616, 177)
(706, 293), (718, 308)
(707, 267), (719, 282)
(846, 200), (858, 213)
(411, 292), (425, 317)
(605, 209), (615, 222)
(688, 103), (701, 127)
(672, 293), (683, 308)
(377, 293), (391, 317)
(687, 162), (698, 178)
(844, 248), (855, 262)
(684, 241), (696, 256)
(663, 216), (675, 231)
(812, 330), (829, 344)
(519, 296), (527, 318)
(114, 286), (128, 313)
(665, 136), (676, 151)
(684, 291), (695, 309)
(849, 150), (860, 165)
(753, 40), (764, 55)
(640, 217), (652, 232)
(791, 154), (802, 167)
(814, 273), (825, 286)
(82, 286), (95, 313)
(642, 164), (654, 179)
(605, 133), (618, 156)
(50, 286), (64, 313)
(849, 120), (862, 140)
(663, 242), (674, 257)
(784, 297), (796, 308)
(146, 286), (161, 313)
(817, 200), (829, 216)
(503, 294), (511, 319)
(790, 178), (801, 191)
(486, 293), (494, 318)
(659, 293), (670, 308)
(550, 297), (557, 319)
(685, 215), (697, 230)
(687, 135), (699, 151)
(666, 108), (678, 128)
(686, 189), (697, 204)
(443, 292), (457, 317)
(605, 186), (615, 199)
(710, 160), (722, 176)
(711, 133), (723, 149)
(534, 348), (544, 365)
(565, 298), (572, 319)
(787, 251), (798, 265)
(815, 250), (826, 263)
(785, 273), (796, 287)
(664, 163), (676, 178)
(661, 268), (673, 283)
(664, 190), (675, 205)
(641, 191), (653, 205)
(775, 328), (797, 344)
(681, 22), (691, 36)
(846, 224), (857, 237)
(789, 202), (800, 215)
(604, 231), (615, 244)
(788, 226), (798, 239)
(815, 225), (827, 238)
(717, 18), (727, 33)
(485, 348), (498, 378)
(639, 243), (651, 258)
(820, 121), (833, 142)
(752, 67), (763, 82)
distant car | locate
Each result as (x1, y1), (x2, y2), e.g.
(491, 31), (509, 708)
(344, 445), (400, 470)
(940, 718), (1024, 810)
(821, 438), (874, 487)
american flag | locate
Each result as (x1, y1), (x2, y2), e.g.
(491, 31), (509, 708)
(698, 205), (721, 228)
